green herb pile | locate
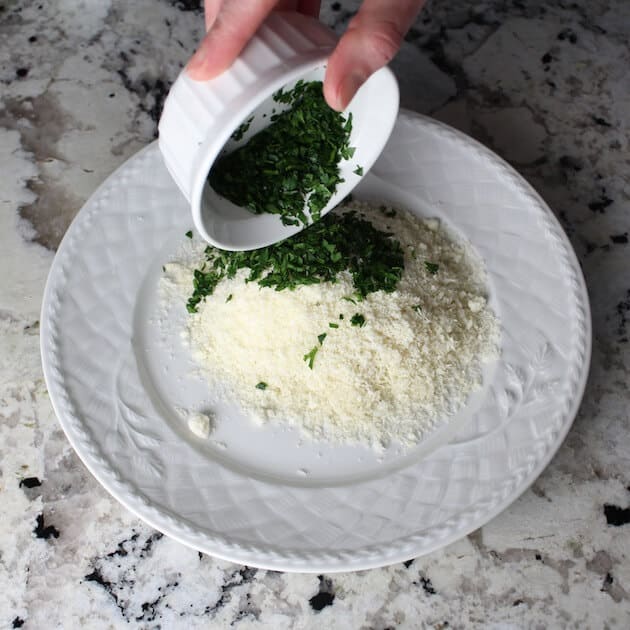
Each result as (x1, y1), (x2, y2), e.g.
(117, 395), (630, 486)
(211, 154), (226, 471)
(186, 210), (404, 313)
(208, 80), (354, 227)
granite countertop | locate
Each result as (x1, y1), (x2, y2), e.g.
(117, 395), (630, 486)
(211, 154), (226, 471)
(1, 0), (629, 627)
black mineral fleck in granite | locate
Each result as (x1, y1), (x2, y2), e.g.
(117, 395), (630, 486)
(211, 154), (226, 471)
(615, 289), (630, 337)
(134, 588), (172, 624)
(584, 240), (597, 254)
(559, 155), (582, 172)
(602, 572), (614, 588)
(591, 115), (612, 127)
(173, 0), (202, 11)
(610, 233), (628, 244)
(331, 1), (341, 9)
(139, 532), (163, 557)
(28, 35), (37, 42)
(208, 566), (258, 613)
(116, 62), (169, 133)
(33, 513), (60, 539)
(541, 52), (552, 64)
(310, 591), (335, 611)
(589, 195), (614, 213)
(84, 568), (111, 588)
(19, 476), (42, 488)
(604, 503), (630, 526)
(12, 618), (25, 628)
(557, 28), (578, 43)
(309, 575), (335, 611)
(106, 532), (138, 558)
(84, 532), (178, 623)
(419, 576), (436, 595)
(403, 559), (414, 568)
(84, 568), (127, 618)
(16, 67), (29, 78)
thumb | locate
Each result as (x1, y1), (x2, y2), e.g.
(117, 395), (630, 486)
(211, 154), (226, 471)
(323, 0), (425, 111)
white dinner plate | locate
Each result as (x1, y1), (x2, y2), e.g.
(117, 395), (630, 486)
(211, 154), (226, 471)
(41, 111), (591, 572)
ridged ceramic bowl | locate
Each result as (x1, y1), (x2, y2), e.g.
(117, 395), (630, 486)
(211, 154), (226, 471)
(158, 12), (399, 250)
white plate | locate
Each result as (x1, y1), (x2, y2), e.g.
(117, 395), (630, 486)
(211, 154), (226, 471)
(41, 111), (591, 572)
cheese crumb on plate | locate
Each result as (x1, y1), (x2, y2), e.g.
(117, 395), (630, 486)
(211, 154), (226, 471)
(186, 411), (213, 439)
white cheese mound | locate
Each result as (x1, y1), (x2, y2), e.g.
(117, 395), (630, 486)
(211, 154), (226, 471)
(167, 202), (500, 450)
(186, 412), (213, 439)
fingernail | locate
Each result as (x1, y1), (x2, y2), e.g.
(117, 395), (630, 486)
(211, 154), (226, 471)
(336, 71), (367, 111)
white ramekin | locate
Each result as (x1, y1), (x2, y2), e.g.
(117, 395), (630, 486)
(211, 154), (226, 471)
(158, 12), (399, 251)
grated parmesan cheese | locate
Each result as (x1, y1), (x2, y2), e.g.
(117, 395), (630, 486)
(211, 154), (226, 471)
(186, 411), (213, 439)
(163, 201), (500, 450)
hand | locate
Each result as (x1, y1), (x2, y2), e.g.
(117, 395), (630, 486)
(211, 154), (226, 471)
(187, 0), (425, 111)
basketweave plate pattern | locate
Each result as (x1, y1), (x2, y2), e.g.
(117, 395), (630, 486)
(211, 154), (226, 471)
(40, 111), (591, 572)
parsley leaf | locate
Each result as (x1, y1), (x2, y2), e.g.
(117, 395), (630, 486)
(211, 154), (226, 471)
(303, 346), (319, 369)
(424, 261), (439, 275)
(350, 313), (366, 327)
(209, 81), (354, 227)
(231, 115), (254, 142)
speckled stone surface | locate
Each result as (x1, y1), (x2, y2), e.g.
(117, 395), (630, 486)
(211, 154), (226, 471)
(1, 1), (629, 627)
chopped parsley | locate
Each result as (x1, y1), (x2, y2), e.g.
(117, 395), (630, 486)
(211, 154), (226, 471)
(412, 304), (422, 312)
(354, 165), (364, 176)
(328, 322), (339, 328)
(209, 80), (354, 227)
(186, 210), (404, 313)
(424, 261), (439, 275)
(255, 381), (268, 390)
(303, 346), (318, 370)
(185, 230), (193, 239)
(225, 294), (233, 303)
(231, 115), (254, 142)
(350, 313), (366, 327)
(317, 333), (327, 345)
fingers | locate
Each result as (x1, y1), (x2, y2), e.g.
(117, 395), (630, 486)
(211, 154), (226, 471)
(296, 0), (321, 17)
(192, 1), (320, 80)
(188, 0), (286, 80)
(194, 0), (416, 111)
(203, 0), (222, 31)
(324, 0), (425, 111)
